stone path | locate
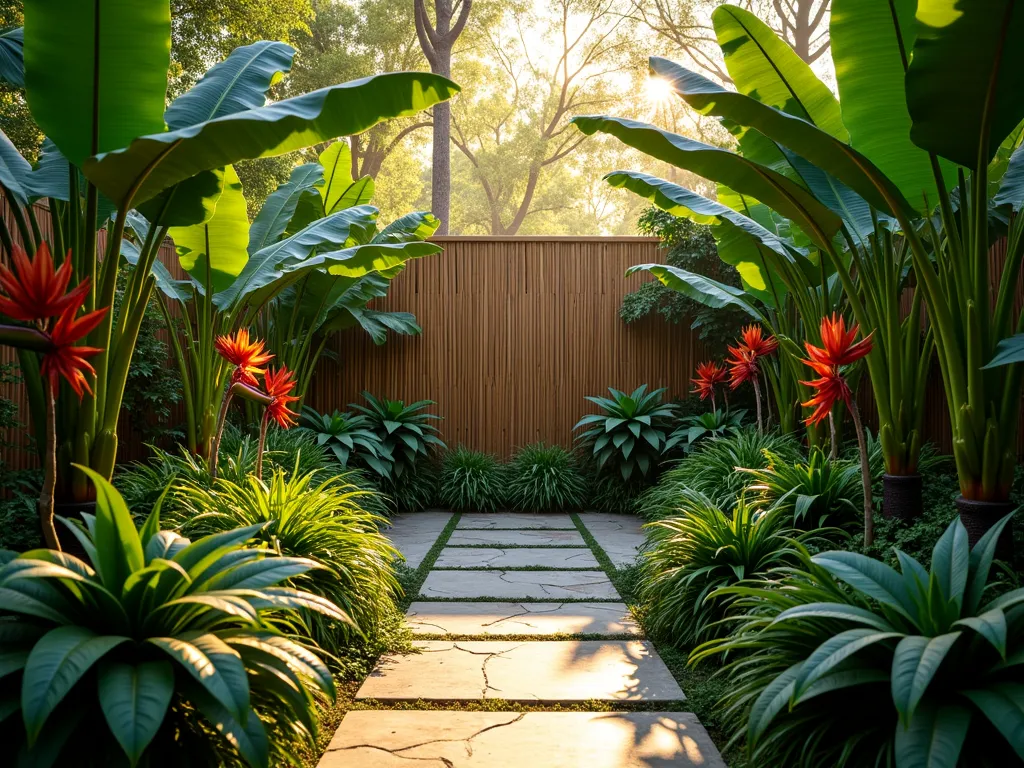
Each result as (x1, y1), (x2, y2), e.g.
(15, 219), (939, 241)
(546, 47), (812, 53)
(320, 511), (726, 767)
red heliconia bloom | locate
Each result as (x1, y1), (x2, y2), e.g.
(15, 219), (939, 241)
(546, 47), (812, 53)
(738, 325), (778, 358)
(0, 243), (91, 324)
(39, 303), (109, 399)
(727, 346), (759, 389)
(691, 360), (727, 402)
(214, 329), (274, 386)
(800, 359), (853, 426)
(263, 366), (300, 429)
(804, 313), (873, 367)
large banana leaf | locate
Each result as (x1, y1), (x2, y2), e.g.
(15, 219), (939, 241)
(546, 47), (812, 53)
(0, 27), (24, 88)
(214, 204), (379, 311)
(906, 0), (1024, 168)
(22, 0), (170, 167)
(644, 61), (917, 221)
(707, 9), (846, 141)
(373, 211), (441, 243)
(83, 72), (459, 208)
(781, 148), (877, 240)
(626, 263), (765, 320)
(318, 141), (375, 215)
(572, 114), (842, 248)
(25, 139), (70, 202)
(248, 163), (324, 255)
(342, 309), (421, 344)
(993, 143), (1024, 212)
(0, 128), (31, 205)
(165, 41), (295, 129)
(830, 0), (955, 210)
(168, 166), (250, 294)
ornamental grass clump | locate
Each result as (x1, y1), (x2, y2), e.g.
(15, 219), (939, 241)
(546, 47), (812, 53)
(437, 446), (506, 512)
(0, 469), (344, 767)
(692, 515), (1023, 768)
(506, 443), (587, 511)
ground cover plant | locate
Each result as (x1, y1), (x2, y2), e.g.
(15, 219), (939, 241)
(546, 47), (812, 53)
(506, 443), (587, 512)
(0, 469), (345, 767)
(437, 446), (506, 512)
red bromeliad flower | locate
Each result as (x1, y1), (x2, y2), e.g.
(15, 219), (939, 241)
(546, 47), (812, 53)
(738, 324), (778, 358)
(800, 360), (853, 425)
(263, 366), (300, 428)
(39, 303), (108, 399)
(691, 360), (727, 402)
(727, 346), (760, 389)
(0, 243), (91, 325)
(214, 329), (274, 386)
(804, 313), (873, 367)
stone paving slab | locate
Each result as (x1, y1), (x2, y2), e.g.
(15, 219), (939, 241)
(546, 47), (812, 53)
(384, 511), (453, 569)
(458, 512), (576, 530)
(356, 640), (685, 702)
(319, 710), (725, 767)
(433, 547), (600, 569)
(419, 570), (618, 600)
(406, 601), (640, 636)
(578, 512), (648, 567)
(447, 529), (586, 547)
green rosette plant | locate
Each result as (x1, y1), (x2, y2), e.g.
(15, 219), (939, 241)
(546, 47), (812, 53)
(299, 407), (393, 479)
(351, 393), (446, 479)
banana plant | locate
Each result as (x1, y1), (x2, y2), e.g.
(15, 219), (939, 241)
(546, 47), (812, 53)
(0, 2), (458, 504)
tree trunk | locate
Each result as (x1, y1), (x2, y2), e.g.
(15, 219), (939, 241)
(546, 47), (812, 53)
(432, 57), (452, 234)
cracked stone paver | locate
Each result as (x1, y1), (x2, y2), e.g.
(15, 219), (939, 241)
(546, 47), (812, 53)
(356, 641), (685, 702)
(577, 512), (648, 567)
(433, 547), (600, 569)
(446, 529), (586, 547)
(419, 570), (618, 599)
(319, 710), (726, 767)
(405, 601), (640, 636)
(385, 511), (453, 568)
(457, 512), (576, 530)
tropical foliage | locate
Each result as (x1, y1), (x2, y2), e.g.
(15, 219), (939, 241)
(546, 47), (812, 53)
(506, 443), (587, 512)
(437, 446), (506, 513)
(299, 407), (393, 479)
(573, 385), (675, 481)
(350, 393), (446, 479)
(692, 516), (1023, 768)
(665, 408), (745, 454)
(0, 469), (345, 767)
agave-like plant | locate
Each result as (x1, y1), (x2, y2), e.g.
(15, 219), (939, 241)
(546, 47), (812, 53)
(641, 492), (816, 645)
(350, 393), (446, 479)
(742, 447), (862, 529)
(573, 385), (676, 481)
(665, 408), (746, 454)
(0, 468), (345, 767)
(299, 407), (393, 479)
(692, 515), (1023, 767)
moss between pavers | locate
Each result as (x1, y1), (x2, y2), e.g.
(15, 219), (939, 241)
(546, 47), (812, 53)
(429, 565), (600, 572)
(412, 595), (621, 603)
(443, 543), (589, 549)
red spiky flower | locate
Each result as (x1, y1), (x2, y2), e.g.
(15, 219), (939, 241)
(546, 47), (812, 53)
(727, 346), (760, 389)
(691, 360), (727, 403)
(0, 243), (91, 325)
(39, 303), (108, 399)
(739, 324), (778, 358)
(214, 328), (274, 386)
(263, 366), (300, 428)
(804, 313), (873, 367)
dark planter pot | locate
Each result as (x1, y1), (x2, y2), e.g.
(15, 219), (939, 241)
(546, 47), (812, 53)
(956, 496), (1015, 561)
(882, 474), (923, 521)
(54, 500), (96, 556)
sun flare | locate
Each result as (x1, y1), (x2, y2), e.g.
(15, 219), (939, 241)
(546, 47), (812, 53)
(643, 76), (674, 107)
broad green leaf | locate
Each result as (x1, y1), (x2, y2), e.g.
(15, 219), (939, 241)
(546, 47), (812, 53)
(626, 263), (764, 320)
(813, 550), (915, 619)
(21, 626), (128, 743)
(962, 682), (1024, 758)
(148, 634), (249, 723)
(317, 141), (374, 213)
(0, 128), (31, 205)
(773, 603), (896, 632)
(169, 165), (250, 294)
(22, 0), (170, 167)
(164, 41), (295, 129)
(984, 334), (1024, 369)
(710, 9), (846, 140)
(137, 167), (225, 229)
(642, 60), (915, 220)
(993, 143), (1024, 211)
(906, 0), (1024, 168)
(782, 148), (877, 240)
(348, 309), (421, 345)
(894, 701), (971, 768)
(931, 518), (969, 606)
(204, 557), (317, 591)
(891, 633), (961, 724)
(749, 662), (802, 744)
(79, 467), (144, 594)
(24, 139), (69, 202)
(793, 629), (901, 699)
(373, 211), (441, 243)
(98, 661), (174, 766)
(248, 163), (324, 255)
(830, 0), (955, 209)
(0, 27), (23, 88)
(572, 114), (843, 247)
(84, 72), (459, 207)
(954, 609), (1007, 657)
(966, 513), (1014, 613)
(188, 686), (269, 768)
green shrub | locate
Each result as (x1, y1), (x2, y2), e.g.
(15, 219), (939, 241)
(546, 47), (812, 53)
(742, 447), (862, 529)
(665, 408), (746, 455)
(168, 468), (399, 660)
(437, 446), (505, 512)
(587, 470), (646, 514)
(0, 470), (343, 767)
(0, 469), (42, 552)
(387, 460), (440, 513)
(641, 492), (811, 646)
(506, 443), (587, 511)
(351, 393), (446, 478)
(299, 407), (393, 479)
(692, 516), (1023, 767)
(574, 385), (675, 481)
